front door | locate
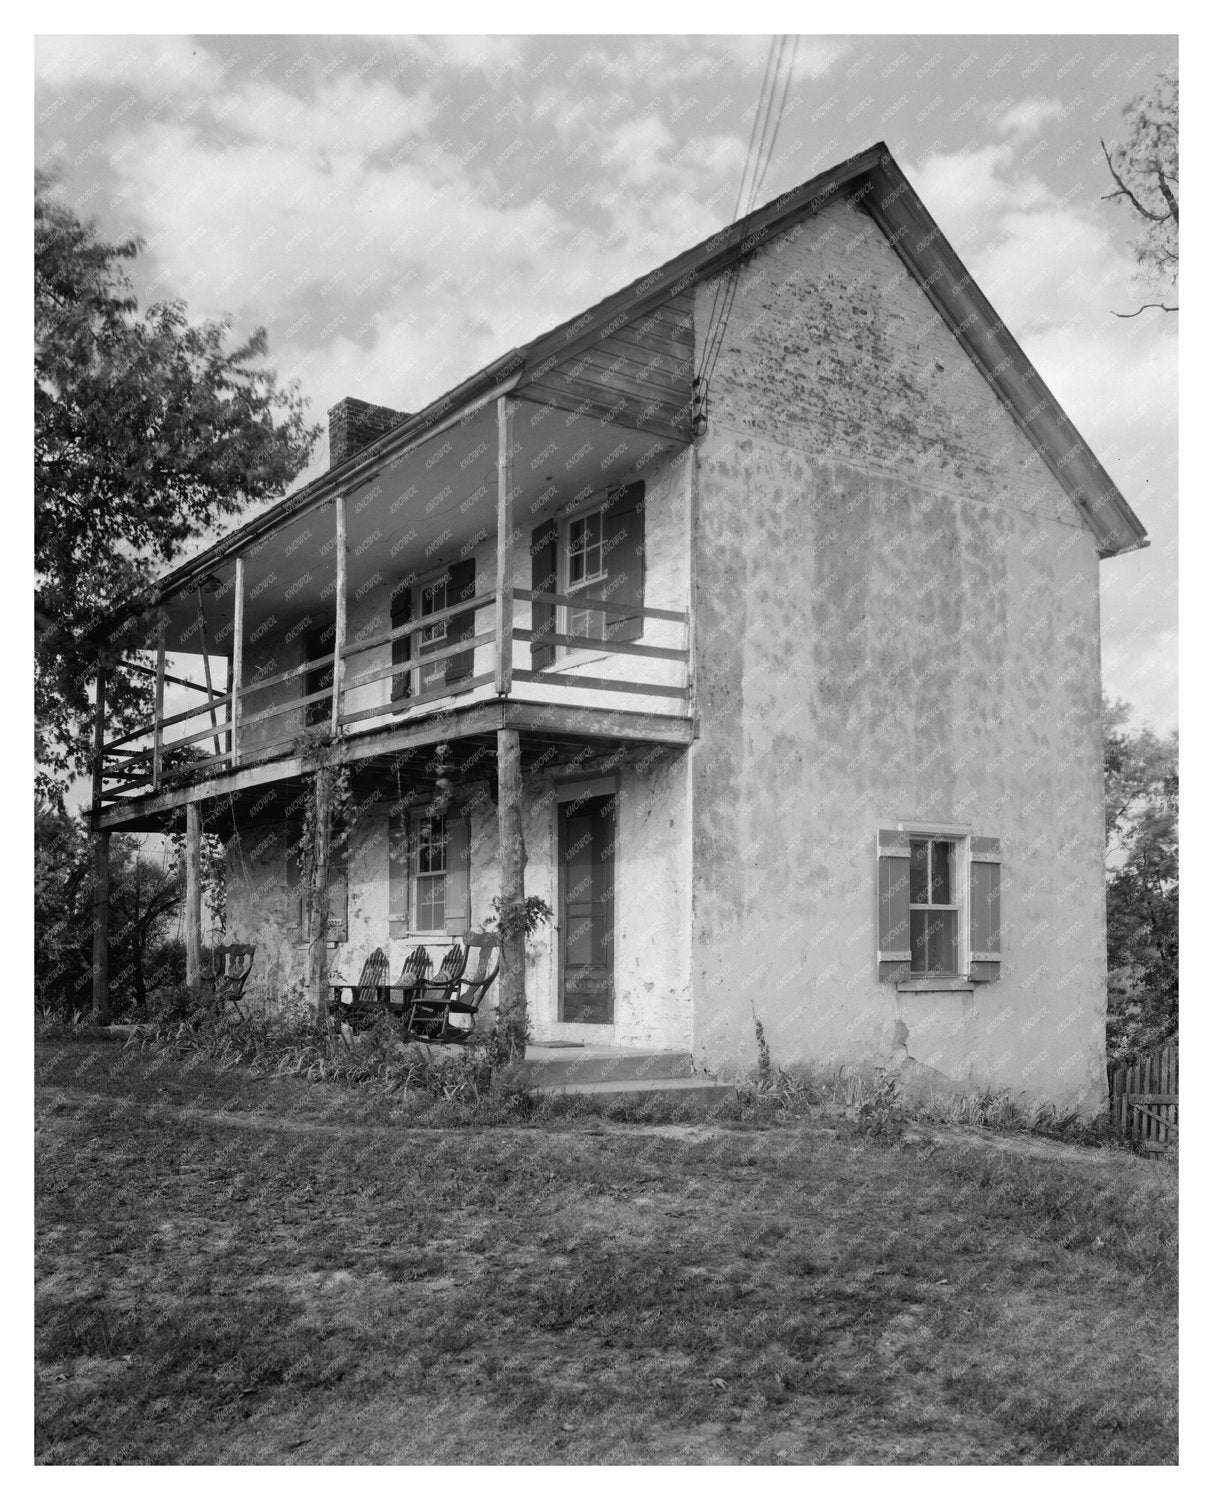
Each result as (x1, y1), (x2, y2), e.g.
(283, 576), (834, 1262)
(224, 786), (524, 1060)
(559, 794), (615, 1024)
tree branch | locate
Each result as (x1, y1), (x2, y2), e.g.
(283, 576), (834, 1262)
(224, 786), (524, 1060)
(1113, 302), (1179, 318)
(1100, 139), (1170, 222)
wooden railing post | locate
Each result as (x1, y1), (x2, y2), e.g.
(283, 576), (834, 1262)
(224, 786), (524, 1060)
(185, 801), (202, 998)
(332, 494), (347, 736)
(231, 556), (245, 766)
(152, 619), (166, 790)
(90, 654), (110, 1024)
(495, 396), (514, 698)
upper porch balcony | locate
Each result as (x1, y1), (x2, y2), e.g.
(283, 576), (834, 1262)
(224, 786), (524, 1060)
(93, 368), (697, 833)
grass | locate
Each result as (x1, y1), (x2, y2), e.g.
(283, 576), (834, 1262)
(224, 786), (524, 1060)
(35, 1035), (1177, 1464)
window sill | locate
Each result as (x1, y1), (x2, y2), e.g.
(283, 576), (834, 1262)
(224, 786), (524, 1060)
(555, 647), (613, 671)
(897, 977), (974, 994)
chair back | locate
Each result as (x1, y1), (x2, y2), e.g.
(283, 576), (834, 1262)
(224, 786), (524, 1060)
(462, 932), (501, 987)
(211, 943), (255, 996)
(400, 946), (432, 982)
(433, 943), (469, 987)
(354, 947), (390, 1007)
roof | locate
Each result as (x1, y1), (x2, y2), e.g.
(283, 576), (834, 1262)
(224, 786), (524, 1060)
(134, 141), (1149, 617)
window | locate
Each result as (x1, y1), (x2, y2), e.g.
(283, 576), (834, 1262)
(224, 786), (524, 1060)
(391, 562), (477, 703)
(908, 838), (958, 974)
(388, 807), (471, 936)
(528, 482), (645, 669)
(877, 829), (1002, 984)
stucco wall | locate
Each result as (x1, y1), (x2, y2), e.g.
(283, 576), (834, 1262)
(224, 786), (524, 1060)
(689, 196), (1108, 1109)
(224, 745), (693, 1049)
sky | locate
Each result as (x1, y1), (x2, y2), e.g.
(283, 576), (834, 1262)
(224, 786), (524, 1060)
(33, 30), (1179, 733)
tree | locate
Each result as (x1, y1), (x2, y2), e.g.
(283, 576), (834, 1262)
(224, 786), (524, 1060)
(35, 803), (193, 1018)
(35, 176), (320, 802)
(1101, 65), (1178, 317)
(1103, 697), (1178, 1062)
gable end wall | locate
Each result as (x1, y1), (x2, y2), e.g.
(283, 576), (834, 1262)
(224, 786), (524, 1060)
(689, 196), (1107, 1110)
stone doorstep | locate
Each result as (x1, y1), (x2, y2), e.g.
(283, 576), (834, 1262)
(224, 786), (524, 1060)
(521, 1048), (698, 1088)
(532, 1077), (736, 1111)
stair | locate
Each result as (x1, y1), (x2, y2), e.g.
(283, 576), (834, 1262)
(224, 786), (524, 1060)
(522, 1047), (733, 1112)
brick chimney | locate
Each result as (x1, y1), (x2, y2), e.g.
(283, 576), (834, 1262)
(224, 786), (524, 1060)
(327, 397), (409, 467)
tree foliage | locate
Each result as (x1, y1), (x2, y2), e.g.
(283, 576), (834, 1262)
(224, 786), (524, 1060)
(35, 175), (320, 800)
(1103, 697), (1178, 1062)
(1101, 65), (1178, 317)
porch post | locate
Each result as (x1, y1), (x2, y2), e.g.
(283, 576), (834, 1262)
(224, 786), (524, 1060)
(90, 654), (110, 1023)
(331, 494), (346, 737)
(494, 396), (514, 698)
(185, 801), (202, 998)
(152, 619), (166, 790)
(496, 726), (527, 1052)
(306, 765), (333, 1022)
(231, 556), (245, 766)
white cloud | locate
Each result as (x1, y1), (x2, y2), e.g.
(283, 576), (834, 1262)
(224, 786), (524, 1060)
(996, 96), (1066, 139)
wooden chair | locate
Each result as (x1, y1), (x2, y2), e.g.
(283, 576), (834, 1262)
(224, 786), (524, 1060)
(378, 946), (433, 1018)
(406, 933), (501, 1043)
(209, 943), (256, 1018)
(332, 947), (390, 1033)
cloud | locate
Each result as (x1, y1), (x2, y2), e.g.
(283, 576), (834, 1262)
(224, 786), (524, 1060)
(996, 96), (1066, 139)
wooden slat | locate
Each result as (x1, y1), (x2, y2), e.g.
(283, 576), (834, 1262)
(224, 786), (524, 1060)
(340, 591), (495, 659)
(530, 366), (690, 424)
(104, 692), (234, 749)
(512, 627), (688, 662)
(523, 379), (690, 443)
(511, 668), (690, 700)
(514, 587), (688, 623)
(597, 326), (693, 365)
(568, 343), (692, 399)
(344, 631), (493, 692)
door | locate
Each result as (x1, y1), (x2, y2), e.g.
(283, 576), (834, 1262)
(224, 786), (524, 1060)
(559, 794), (615, 1023)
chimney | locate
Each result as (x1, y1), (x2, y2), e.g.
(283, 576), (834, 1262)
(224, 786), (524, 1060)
(327, 397), (409, 467)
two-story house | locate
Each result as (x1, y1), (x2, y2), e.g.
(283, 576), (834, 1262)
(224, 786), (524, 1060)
(89, 142), (1148, 1109)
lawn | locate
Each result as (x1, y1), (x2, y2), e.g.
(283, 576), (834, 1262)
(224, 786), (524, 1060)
(35, 1035), (1177, 1465)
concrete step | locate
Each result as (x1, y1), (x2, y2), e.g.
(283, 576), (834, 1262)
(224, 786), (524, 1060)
(535, 1076), (736, 1112)
(522, 1049), (697, 1087)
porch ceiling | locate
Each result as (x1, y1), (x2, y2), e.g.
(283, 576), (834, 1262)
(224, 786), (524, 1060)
(154, 398), (681, 655)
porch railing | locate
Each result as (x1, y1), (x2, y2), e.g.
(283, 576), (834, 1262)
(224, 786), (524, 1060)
(95, 588), (691, 804)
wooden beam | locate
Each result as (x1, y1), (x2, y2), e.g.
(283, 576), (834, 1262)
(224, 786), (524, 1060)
(185, 801), (202, 998)
(496, 726), (527, 1054)
(231, 556), (245, 767)
(122, 660), (215, 693)
(331, 495), (347, 737)
(495, 395), (514, 698)
(152, 622), (166, 790)
(306, 767), (333, 1022)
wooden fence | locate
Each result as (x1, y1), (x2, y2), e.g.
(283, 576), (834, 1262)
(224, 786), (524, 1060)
(1109, 1041), (1178, 1151)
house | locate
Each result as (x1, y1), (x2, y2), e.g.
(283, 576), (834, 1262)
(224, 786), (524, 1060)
(89, 142), (1148, 1110)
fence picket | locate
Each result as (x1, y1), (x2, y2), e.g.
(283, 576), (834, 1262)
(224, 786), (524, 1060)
(1109, 1040), (1178, 1149)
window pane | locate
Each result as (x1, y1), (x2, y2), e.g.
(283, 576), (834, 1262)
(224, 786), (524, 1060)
(931, 841), (953, 904)
(910, 908), (928, 974)
(909, 841), (929, 905)
(927, 909), (958, 974)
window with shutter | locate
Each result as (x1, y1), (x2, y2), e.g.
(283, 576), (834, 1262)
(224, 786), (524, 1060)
(390, 808), (472, 934)
(876, 828), (1002, 984)
(539, 481), (646, 661)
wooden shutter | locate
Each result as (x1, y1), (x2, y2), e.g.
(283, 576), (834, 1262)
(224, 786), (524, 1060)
(390, 585), (412, 702)
(388, 808), (409, 939)
(969, 836), (1002, 982)
(445, 814), (470, 935)
(530, 520), (559, 669)
(603, 482), (646, 643)
(877, 829), (911, 981)
(444, 559), (478, 685)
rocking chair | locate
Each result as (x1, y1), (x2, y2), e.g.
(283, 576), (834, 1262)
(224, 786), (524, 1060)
(331, 947), (390, 1033)
(209, 943), (256, 1018)
(406, 933), (501, 1044)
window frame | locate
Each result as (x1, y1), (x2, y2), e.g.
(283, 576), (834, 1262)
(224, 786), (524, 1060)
(556, 492), (639, 666)
(411, 567), (452, 698)
(410, 807), (450, 935)
(896, 822), (972, 983)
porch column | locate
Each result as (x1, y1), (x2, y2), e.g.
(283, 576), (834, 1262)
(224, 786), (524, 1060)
(331, 494), (346, 737)
(494, 396), (514, 697)
(496, 726), (527, 1052)
(185, 801), (202, 998)
(306, 765), (334, 1022)
(152, 619), (166, 790)
(90, 654), (110, 1024)
(231, 556), (245, 766)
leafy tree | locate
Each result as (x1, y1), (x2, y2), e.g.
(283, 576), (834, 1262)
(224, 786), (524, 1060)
(1103, 697), (1178, 1062)
(35, 804), (192, 1018)
(1101, 65), (1178, 317)
(35, 175), (320, 802)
